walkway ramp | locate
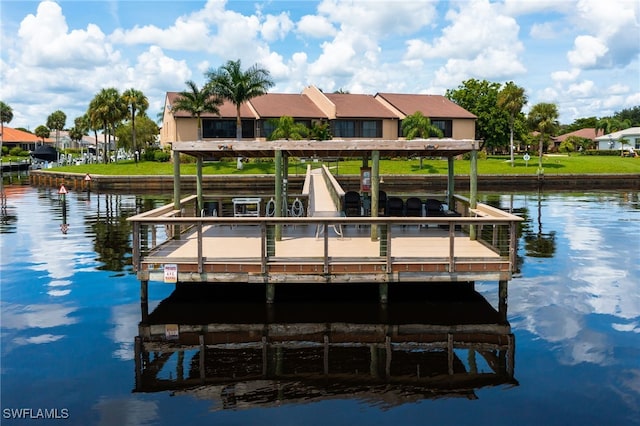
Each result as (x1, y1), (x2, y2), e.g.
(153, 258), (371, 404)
(306, 166), (345, 217)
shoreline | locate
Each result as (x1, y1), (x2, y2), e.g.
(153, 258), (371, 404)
(27, 170), (640, 192)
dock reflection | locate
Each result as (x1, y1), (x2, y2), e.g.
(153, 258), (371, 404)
(134, 283), (517, 408)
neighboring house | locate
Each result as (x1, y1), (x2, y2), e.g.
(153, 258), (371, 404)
(552, 128), (604, 151)
(160, 86), (477, 146)
(1, 126), (52, 152)
(594, 127), (640, 151)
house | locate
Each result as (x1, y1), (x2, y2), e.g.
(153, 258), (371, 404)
(595, 127), (640, 152)
(160, 86), (476, 147)
(1, 126), (51, 152)
(552, 128), (604, 151)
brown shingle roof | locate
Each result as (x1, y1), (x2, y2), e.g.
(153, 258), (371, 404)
(554, 128), (604, 141)
(375, 93), (477, 119)
(166, 92), (256, 119)
(250, 93), (326, 119)
(324, 93), (398, 118)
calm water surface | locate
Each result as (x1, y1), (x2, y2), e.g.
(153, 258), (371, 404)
(1, 185), (639, 425)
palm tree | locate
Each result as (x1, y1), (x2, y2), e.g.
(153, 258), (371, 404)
(88, 88), (127, 163)
(268, 116), (308, 140)
(527, 103), (559, 175)
(401, 111), (443, 139)
(205, 59), (274, 141)
(122, 88), (149, 156)
(46, 110), (66, 152)
(35, 125), (50, 143)
(0, 101), (13, 157)
(498, 82), (527, 166)
(172, 80), (221, 141)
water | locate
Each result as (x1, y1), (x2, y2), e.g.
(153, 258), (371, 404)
(1, 185), (639, 425)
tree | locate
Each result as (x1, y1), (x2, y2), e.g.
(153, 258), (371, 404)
(46, 110), (66, 151)
(445, 79), (509, 152)
(35, 125), (50, 143)
(613, 106), (640, 127)
(172, 80), (221, 141)
(122, 88), (149, 154)
(115, 115), (159, 152)
(88, 88), (127, 163)
(268, 116), (309, 140)
(498, 82), (527, 166)
(309, 122), (332, 140)
(401, 111), (443, 140)
(1, 101), (13, 156)
(527, 102), (559, 175)
(206, 59), (274, 141)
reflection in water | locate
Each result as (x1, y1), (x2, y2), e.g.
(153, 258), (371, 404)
(134, 284), (517, 408)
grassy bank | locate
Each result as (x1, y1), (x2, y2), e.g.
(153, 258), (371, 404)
(46, 154), (640, 176)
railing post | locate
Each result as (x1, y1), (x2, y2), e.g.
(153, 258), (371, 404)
(449, 221), (455, 272)
(324, 221), (329, 275)
(197, 220), (203, 274)
(132, 221), (140, 272)
(261, 222), (267, 274)
(509, 221), (518, 271)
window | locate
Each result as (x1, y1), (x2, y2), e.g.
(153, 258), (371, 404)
(362, 121), (379, 137)
(203, 120), (235, 138)
(431, 120), (452, 138)
(203, 119), (255, 138)
(332, 120), (381, 138)
(333, 121), (355, 137)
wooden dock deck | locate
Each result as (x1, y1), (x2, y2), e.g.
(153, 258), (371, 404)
(129, 192), (521, 291)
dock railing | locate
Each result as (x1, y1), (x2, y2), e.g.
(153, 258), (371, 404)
(128, 196), (523, 283)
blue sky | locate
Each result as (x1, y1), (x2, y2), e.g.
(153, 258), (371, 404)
(1, 0), (638, 130)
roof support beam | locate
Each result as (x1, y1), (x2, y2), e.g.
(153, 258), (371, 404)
(371, 150), (380, 241)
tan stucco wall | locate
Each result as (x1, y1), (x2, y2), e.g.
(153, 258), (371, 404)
(451, 119), (476, 140)
(382, 119), (400, 139)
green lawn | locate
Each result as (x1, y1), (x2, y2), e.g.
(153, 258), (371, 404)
(32, 154), (640, 176)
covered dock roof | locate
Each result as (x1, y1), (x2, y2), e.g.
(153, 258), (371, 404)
(170, 138), (480, 159)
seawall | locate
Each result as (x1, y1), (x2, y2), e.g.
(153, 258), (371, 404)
(28, 170), (640, 193)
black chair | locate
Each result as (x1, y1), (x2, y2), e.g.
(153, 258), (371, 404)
(343, 191), (361, 216)
(425, 199), (444, 216)
(378, 190), (387, 216)
(387, 197), (404, 216)
(405, 197), (423, 217)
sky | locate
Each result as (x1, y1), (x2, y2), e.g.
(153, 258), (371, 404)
(1, 0), (639, 131)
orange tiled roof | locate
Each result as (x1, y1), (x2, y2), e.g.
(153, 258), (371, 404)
(375, 93), (477, 119)
(1, 126), (44, 143)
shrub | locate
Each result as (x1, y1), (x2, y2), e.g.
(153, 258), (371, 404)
(153, 150), (170, 162)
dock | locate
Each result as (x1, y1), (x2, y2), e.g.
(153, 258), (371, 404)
(127, 139), (523, 305)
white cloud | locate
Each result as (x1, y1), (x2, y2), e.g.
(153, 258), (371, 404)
(17, 0), (120, 68)
(567, 80), (595, 98)
(529, 22), (558, 40)
(297, 14), (337, 38)
(567, 35), (608, 68)
(551, 68), (581, 84)
(261, 12), (294, 42)
(407, 0), (526, 85)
